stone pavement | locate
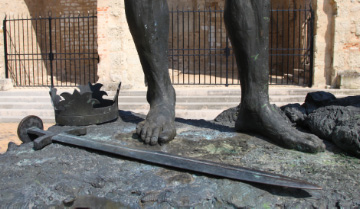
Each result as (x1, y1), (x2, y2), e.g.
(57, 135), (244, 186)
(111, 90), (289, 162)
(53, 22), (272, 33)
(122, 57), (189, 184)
(0, 123), (54, 154)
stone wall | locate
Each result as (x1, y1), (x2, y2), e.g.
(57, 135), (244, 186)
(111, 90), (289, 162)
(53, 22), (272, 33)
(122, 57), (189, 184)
(314, 0), (360, 88)
(96, 0), (143, 90)
(332, 0), (360, 87)
(313, 0), (336, 87)
(0, 0), (30, 81)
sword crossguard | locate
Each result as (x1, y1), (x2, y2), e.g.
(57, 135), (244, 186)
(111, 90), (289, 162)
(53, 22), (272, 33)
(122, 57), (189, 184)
(31, 127), (87, 150)
(17, 115), (87, 150)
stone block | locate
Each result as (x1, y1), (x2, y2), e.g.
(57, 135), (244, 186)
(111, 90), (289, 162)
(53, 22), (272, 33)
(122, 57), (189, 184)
(0, 79), (13, 91)
(337, 71), (360, 89)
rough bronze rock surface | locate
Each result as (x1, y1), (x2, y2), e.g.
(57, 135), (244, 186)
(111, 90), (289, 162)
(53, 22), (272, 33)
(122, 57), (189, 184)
(218, 92), (360, 158)
(306, 106), (360, 158)
(281, 92), (360, 158)
(1, 111), (360, 208)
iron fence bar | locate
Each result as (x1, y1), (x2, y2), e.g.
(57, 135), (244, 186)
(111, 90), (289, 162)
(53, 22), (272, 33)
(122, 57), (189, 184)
(29, 16), (34, 86)
(309, 6), (314, 87)
(171, 8), (174, 82)
(214, 6), (218, 84)
(3, 17), (9, 79)
(203, 10), (206, 84)
(182, 8), (185, 84)
(270, 9), (273, 84)
(286, 6), (291, 84)
(14, 15), (18, 85)
(77, 14), (81, 85)
(93, 11), (97, 84)
(281, 8), (284, 84)
(35, 15), (40, 85)
(22, 15), (28, 86)
(54, 15), (58, 86)
(219, 8), (223, 85)
(87, 12), (91, 83)
(72, 14), (76, 85)
(8, 18), (15, 82)
(209, 7), (212, 84)
(48, 14), (54, 87)
(298, 6), (302, 85)
(275, 8), (279, 84)
(18, 15), (23, 85)
(198, 9), (200, 84)
(45, 14), (49, 86)
(38, 15), (42, 85)
(59, 15), (63, 86)
(177, 8), (180, 84)
(187, 9), (190, 84)
(192, 10), (195, 84)
(292, 8), (296, 86)
(72, 14), (77, 85)
(304, 5), (307, 86)
(64, 15), (71, 86)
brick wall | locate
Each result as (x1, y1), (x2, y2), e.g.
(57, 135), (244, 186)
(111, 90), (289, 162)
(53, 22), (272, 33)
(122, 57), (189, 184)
(96, 0), (143, 90)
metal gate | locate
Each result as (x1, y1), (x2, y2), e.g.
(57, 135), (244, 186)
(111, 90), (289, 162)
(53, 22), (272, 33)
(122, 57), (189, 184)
(3, 13), (98, 87)
(168, 5), (314, 86)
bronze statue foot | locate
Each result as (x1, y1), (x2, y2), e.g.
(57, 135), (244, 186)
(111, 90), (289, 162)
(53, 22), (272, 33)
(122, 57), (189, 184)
(235, 103), (326, 153)
(136, 89), (176, 146)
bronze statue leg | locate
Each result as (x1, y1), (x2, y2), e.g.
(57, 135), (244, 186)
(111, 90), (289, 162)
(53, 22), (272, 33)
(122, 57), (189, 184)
(224, 0), (325, 153)
(124, 0), (176, 145)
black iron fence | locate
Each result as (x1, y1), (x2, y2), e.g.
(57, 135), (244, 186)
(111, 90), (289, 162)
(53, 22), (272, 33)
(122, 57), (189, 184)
(3, 6), (313, 87)
(168, 5), (314, 86)
(3, 13), (98, 87)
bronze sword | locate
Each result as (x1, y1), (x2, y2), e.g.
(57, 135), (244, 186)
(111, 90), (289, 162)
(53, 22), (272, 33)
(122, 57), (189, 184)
(26, 126), (321, 190)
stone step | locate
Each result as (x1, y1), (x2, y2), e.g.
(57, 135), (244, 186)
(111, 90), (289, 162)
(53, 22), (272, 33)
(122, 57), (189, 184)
(1, 87), (359, 97)
(0, 95), (310, 104)
(0, 87), (359, 123)
(0, 94), (313, 110)
(0, 100), (292, 123)
(0, 115), (56, 123)
(0, 102), (237, 110)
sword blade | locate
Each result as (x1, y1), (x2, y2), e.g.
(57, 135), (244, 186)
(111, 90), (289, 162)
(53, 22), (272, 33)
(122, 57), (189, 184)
(52, 133), (321, 190)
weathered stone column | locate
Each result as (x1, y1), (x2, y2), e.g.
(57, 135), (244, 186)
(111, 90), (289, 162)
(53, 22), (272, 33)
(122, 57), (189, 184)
(96, 0), (143, 90)
(312, 0), (336, 88)
(332, 0), (360, 89)
(313, 0), (360, 88)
